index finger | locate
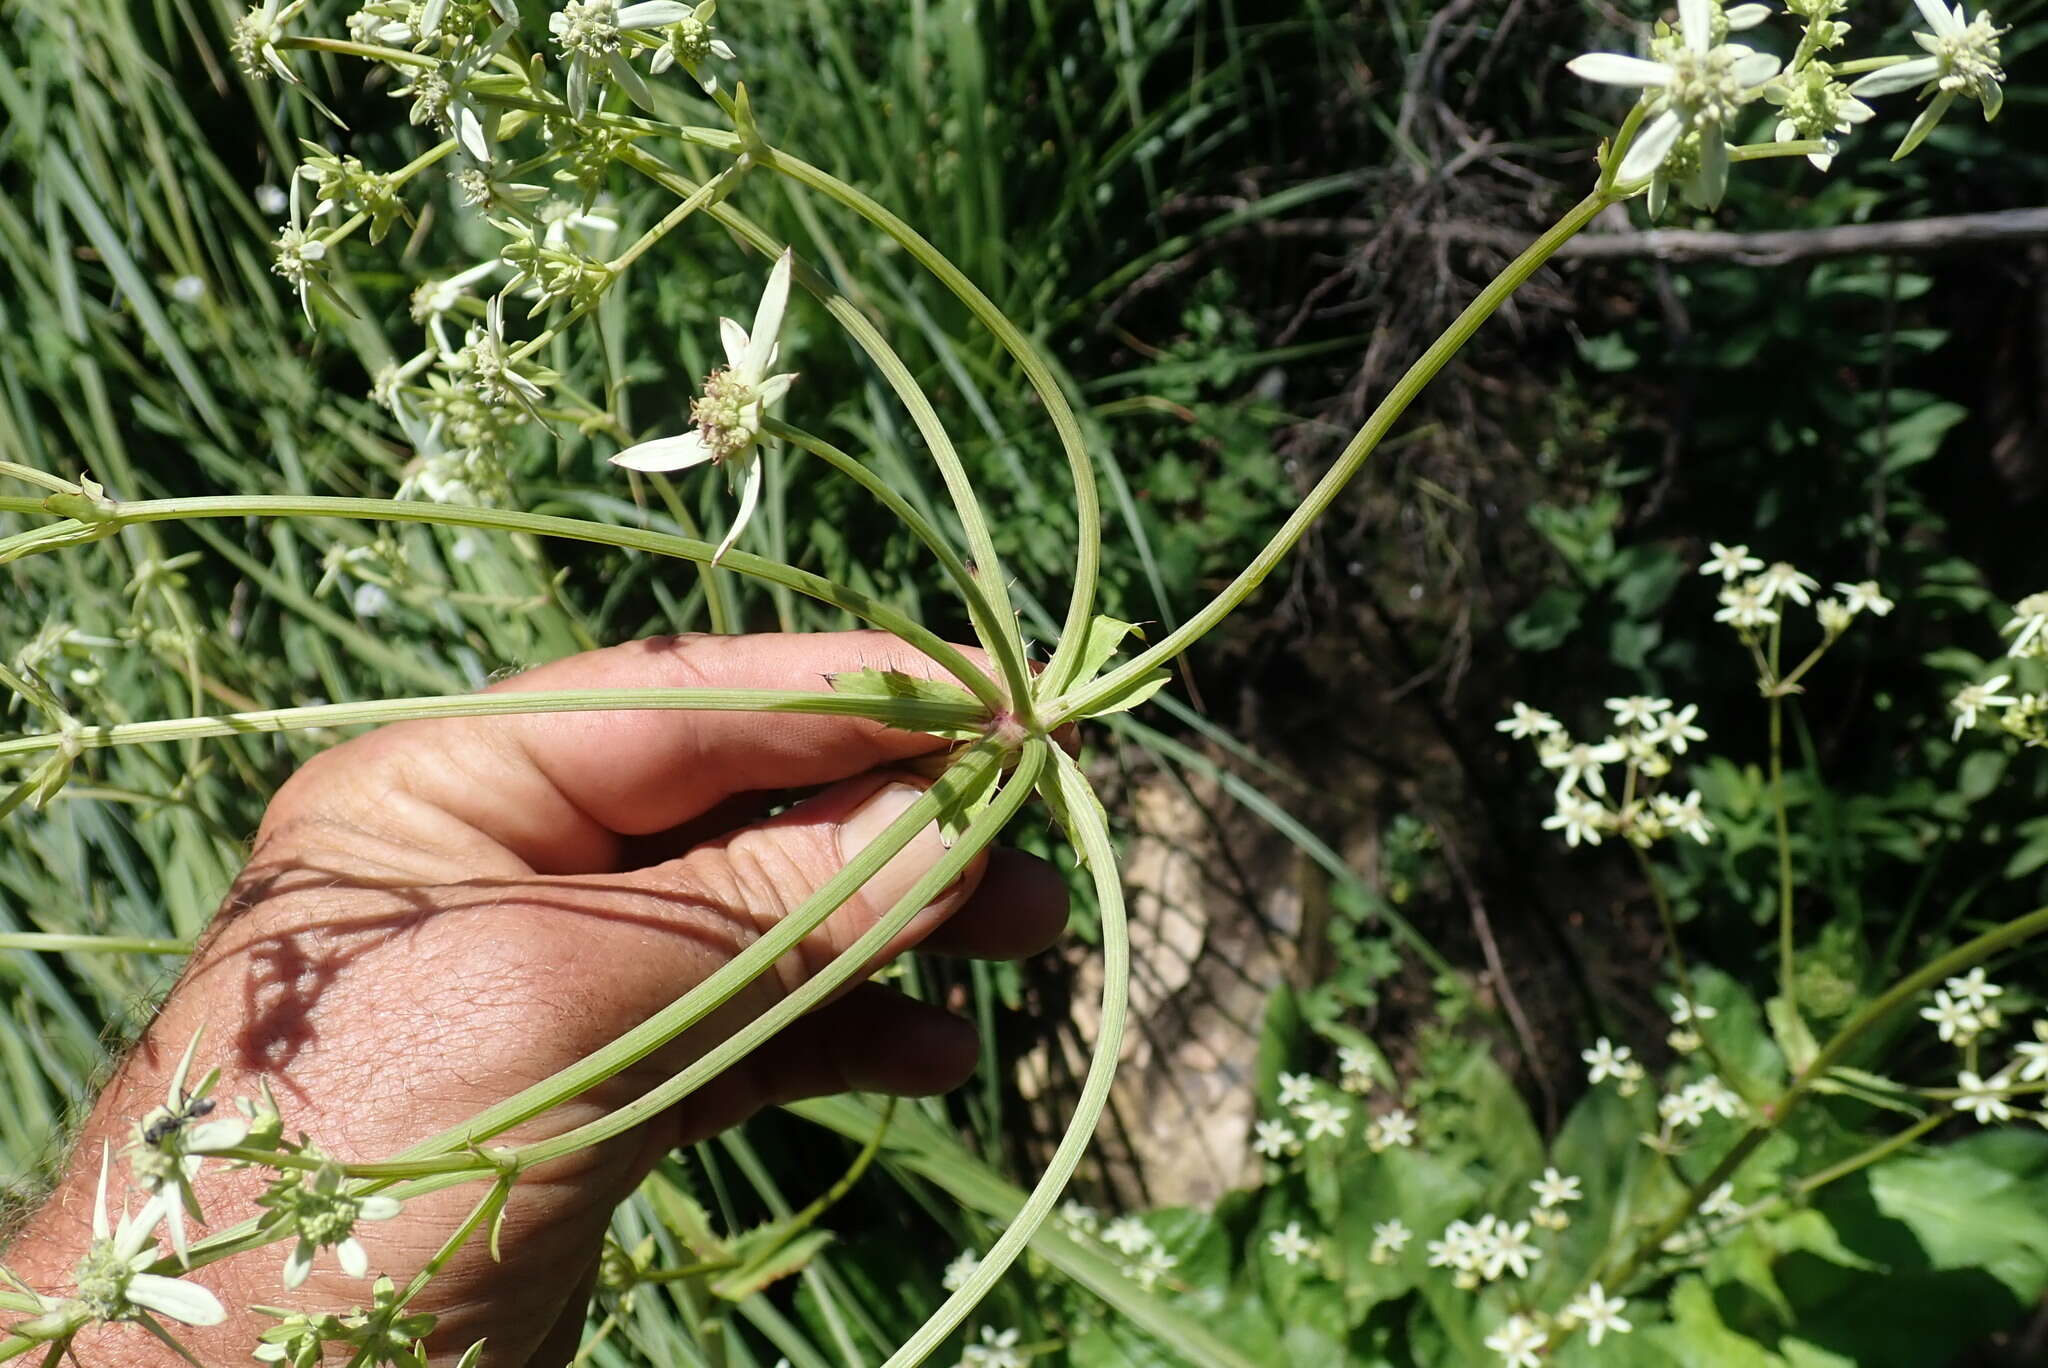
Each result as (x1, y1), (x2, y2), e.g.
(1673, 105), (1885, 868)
(262, 632), (996, 876)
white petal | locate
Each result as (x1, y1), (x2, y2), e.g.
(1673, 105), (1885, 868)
(1776, 118), (1797, 142)
(1566, 52), (1673, 86)
(1807, 148), (1835, 170)
(612, 432), (716, 472)
(756, 371), (797, 407)
(1913, 0), (1962, 36)
(1620, 109), (1685, 182)
(608, 51), (658, 114)
(1724, 3), (1771, 30)
(93, 1145), (114, 1241)
(720, 316), (751, 369)
(128, 1274), (226, 1327)
(619, 0), (692, 26)
(283, 1239), (315, 1289)
(1730, 50), (1780, 86)
(337, 1237), (369, 1278)
(164, 1199), (190, 1267)
(1679, 0), (1712, 52)
(359, 1195), (403, 1221)
(714, 456), (763, 564)
(1843, 97), (1877, 123)
(455, 103), (490, 163)
(1851, 58), (1938, 95)
(186, 1117), (249, 1152)
(651, 44), (676, 74)
(743, 249), (794, 380)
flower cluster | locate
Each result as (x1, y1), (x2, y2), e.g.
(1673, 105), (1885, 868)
(1919, 970), (2048, 1127)
(1247, 1045), (1637, 1363)
(1498, 693), (1714, 851)
(248, 0), (775, 539)
(1566, 0), (2008, 214)
(1, 1034), (418, 1363)
(1949, 590), (2047, 746)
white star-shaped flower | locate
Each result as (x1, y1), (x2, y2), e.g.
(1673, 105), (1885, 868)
(1754, 562), (1821, 607)
(1945, 967), (2005, 1011)
(1277, 1071), (1315, 1109)
(1701, 541), (1764, 582)
(1951, 674), (2018, 739)
(1484, 1313), (1547, 1368)
(611, 249), (800, 563)
(1531, 1167), (1583, 1207)
(1497, 701), (1562, 739)
(1835, 580), (1896, 617)
(1922, 990), (1981, 1044)
(1953, 1069), (2015, 1125)
(2001, 591), (2048, 658)
(1266, 1222), (1320, 1266)
(1583, 1037), (1634, 1085)
(1564, 1282), (1633, 1345)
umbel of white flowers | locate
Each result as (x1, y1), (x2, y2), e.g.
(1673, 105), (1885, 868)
(1850, 0), (2007, 157)
(609, 248), (798, 562)
(1566, 0), (1779, 209)
(13, 1147), (227, 1342)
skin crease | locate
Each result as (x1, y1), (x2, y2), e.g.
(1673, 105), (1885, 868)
(1, 632), (1070, 1367)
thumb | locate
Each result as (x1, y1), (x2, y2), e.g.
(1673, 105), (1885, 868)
(632, 773), (986, 1000)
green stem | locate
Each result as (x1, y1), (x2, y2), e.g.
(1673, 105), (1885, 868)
(0, 933), (190, 955)
(611, 144), (1036, 718)
(130, 751), (1006, 1266)
(884, 745), (1130, 1366)
(697, 132), (1105, 698)
(1597, 902), (2048, 1297)
(1045, 187), (1615, 727)
(0, 495), (1006, 714)
(0, 464), (78, 496)
(275, 35), (434, 67)
(1768, 611), (1798, 1016)
(390, 742), (1008, 1165)
(764, 419), (1010, 658)
(510, 745), (1041, 1167)
(0, 688), (983, 765)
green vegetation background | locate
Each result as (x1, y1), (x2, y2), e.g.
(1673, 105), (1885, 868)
(4, 0), (2048, 1363)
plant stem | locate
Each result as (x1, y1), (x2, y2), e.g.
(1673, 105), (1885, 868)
(611, 145), (1036, 720)
(1595, 901), (2048, 1298)
(1768, 611), (1799, 1015)
(0, 933), (190, 955)
(697, 133), (1105, 699)
(0, 494), (1007, 714)
(764, 419), (1011, 657)
(884, 745), (1130, 1366)
(276, 36), (435, 67)
(507, 743), (1040, 1167)
(1044, 187), (1615, 727)
(0, 688), (982, 765)
(0, 464), (78, 496)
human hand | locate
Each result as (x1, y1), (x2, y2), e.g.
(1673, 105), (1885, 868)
(3, 631), (1068, 1365)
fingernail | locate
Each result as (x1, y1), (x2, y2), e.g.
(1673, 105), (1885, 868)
(837, 782), (947, 914)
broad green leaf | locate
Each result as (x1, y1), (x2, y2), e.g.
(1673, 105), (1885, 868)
(824, 668), (986, 739)
(711, 1228), (835, 1301)
(1648, 1276), (1787, 1367)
